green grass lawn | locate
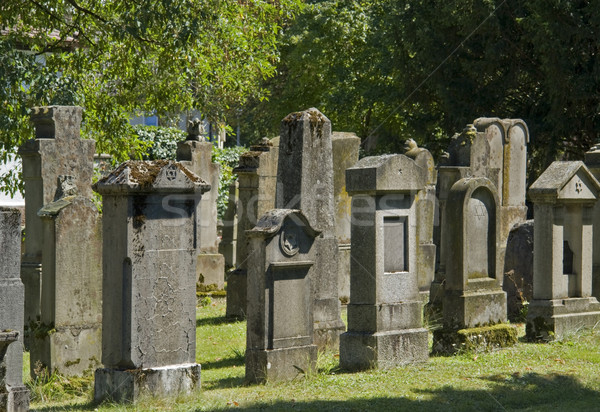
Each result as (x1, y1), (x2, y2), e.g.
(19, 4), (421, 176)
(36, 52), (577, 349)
(28, 297), (600, 411)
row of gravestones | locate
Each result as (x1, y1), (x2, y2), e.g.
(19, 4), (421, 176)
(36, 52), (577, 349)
(2, 106), (600, 408)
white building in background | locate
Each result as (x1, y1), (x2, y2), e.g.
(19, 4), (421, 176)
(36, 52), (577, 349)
(0, 157), (25, 207)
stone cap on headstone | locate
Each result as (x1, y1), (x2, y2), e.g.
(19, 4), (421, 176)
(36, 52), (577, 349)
(247, 209), (321, 240)
(473, 117), (530, 143)
(37, 196), (78, 218)
(346, 154), (426, 194)
(93, 160), (210, 195)
(404, 139), (436, 185)
(29, 106), (83, 140)
(528, 161), (600, 204)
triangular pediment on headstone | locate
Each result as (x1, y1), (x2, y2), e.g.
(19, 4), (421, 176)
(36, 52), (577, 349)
(93, 160), (210, 194)
(529, 161), (600, 202)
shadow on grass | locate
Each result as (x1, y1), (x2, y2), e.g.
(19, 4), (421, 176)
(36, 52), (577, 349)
(202, 375), (246, 391)
(32, 400), (98, 411)
(201, 372), (600, 411)
(196, 315), (244, 327)
(202, 355), (244, 370)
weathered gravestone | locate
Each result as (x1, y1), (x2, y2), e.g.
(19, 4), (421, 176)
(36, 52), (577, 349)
(31, 176), (102, 377)
(18, 106), (95, 345)
(245, 209), (318, 383)
(276, 109), (345, 349)
(331, 132), (361, 304)
(584, 143), (600, 299)
(0, 207), (30, 411)
(503, 221), (534, 321)
(219, 181), (238, 269)
(340, 154), (429, 370)
(527, 161), (600, 341)
(404, 139), (437, 303)
(431, 119), (528, 310)
(433, 177), (516, 353)
(93, 160), (209, 403)
(226, 138), (279, 318)
(177, 121), (225, 290)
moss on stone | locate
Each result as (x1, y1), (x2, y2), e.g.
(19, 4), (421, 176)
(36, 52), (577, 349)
(433, 323), (518, 355)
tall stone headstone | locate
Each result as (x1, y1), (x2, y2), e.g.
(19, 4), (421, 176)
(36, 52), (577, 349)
(245, 210), (318, 383)
(226, 138), (279, 318)
(219, 181), (238, 269)
(18, 106), (95, 343)
(584, 143), (600, 299)
(433, 177), (516, 353)
(404, 139), (437, 302)
(276, 109), (345, 349)
(0, 207), (30, 411)
(340, 155), (429, 370)
(93, 160), (209, 403)
(177, 125), (225, 290)
(31, 177), (102, 377)
(331, 132), (361, 303)
(527, 161), (600, 340)
(431, 119), (528, 308)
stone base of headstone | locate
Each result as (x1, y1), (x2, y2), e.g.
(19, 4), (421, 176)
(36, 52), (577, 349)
(196, 254), (225, 290)
(337, 244), (351, 304)
(432, 323), (517, 354)
(313, 309), (345, 351)
(526, 298), (600, 341)
(428, 278), (445, 308)
(245, 345), (317, 384)
(443, 281), (507, 329)
(340, 328), (428, 371)
(225, 269), (246, 319)
(30, 325), (101, 377)
(94, 363), (201, 403)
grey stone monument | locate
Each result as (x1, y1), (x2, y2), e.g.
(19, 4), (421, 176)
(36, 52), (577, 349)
(340, 154), (429, 370)
(404, 139), (437, 303)
(18, 106), (95, 344)
(276, 108), (345, 350)
(433, 177), (516, 353)
(177, 124), (225, 290)
(245, 209), (318, 383)
(0, 207), (30, 411)
(219, 181), (238, 269)
(93, 160), (209, 403)
(226, 138), (279, 318)
(584, 143), (600, 299)
(31, 177), (102, 377)
(527, 161), (600, 340)
(431, 119), (528, 309)
(331, 132), (361, 304)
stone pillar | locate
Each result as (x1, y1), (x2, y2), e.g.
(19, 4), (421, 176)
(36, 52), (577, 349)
(245, 210), (318, 383)
(32, 177), (102, 377)
(404, 139), (438, 302)
(432, 177), (516, 353)
(527, 161), (600, 341)
(226, 138), (279, 318)
(0, 207), (30, 411)
(93, 160), (209, 403)
(176, 139), (225, 289)
(340, 155), (429, 370)
(18, 106), (95, 344)
(219, 181), (238, 269)
(584, 144), (600, 299)
(331, 132), (360, 304)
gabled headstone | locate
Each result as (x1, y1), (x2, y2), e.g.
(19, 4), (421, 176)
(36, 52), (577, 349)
(245, 210), (319, 383)
(527, 161), (600, 340)
(93, 160), (209, 403)
(340, 154), (429, 370)
(0, 207), (30, 411)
